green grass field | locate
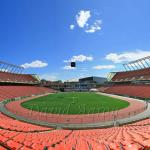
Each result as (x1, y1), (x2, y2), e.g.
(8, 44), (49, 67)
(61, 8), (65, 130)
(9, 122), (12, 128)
(21, 92), (129, 114)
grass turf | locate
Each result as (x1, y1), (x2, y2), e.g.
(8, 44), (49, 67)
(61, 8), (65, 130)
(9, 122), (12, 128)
(21, 92), (129, 114)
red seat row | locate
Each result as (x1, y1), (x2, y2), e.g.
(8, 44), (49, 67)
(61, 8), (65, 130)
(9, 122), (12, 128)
(0, 118), (149, 150)
(0, 86), (56, 101)
(98, 84), (150, 98)
(112, 68), (150, 82)
(0, 113), (53, 132)
(0, 71), (39, 84)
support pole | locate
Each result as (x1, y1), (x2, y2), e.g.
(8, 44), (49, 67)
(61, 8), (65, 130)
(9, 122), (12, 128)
(133, 63), (139, 70)
(130, 63), (136, 70)
(139, 60), (146, 68)
(144, 59), (150, 67)
(123, 64), (128, 71)
(126, 64), (132, 71)
(137, 61), (143, 69)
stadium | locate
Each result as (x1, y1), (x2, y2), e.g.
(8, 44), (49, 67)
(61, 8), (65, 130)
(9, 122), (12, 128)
(0, 56), (149, 150)
(0, 1), (150, 150)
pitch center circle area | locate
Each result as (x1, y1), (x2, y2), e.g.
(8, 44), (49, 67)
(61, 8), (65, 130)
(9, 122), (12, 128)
(21, 92), (129, 115)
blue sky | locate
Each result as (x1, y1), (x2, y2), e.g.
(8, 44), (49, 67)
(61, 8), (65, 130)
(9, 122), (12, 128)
(0, 0), (150, 81)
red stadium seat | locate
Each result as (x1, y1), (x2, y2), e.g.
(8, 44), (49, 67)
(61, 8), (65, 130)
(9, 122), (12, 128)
(0, 85), (55, 102)
(0, 71), (39, 84)
(0, 119), (149, 149)
(99, 84), (150, 98)
(111, 68), (150, 82)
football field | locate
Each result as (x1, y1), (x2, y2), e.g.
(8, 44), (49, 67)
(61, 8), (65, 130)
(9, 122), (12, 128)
(21, 92), (129, 114)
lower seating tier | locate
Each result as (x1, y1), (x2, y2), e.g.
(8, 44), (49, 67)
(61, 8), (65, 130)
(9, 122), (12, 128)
(98, 85), (150, 99)
(0, 118), (149, 150)
(0, 113), (53, 132)
(0, 86), (55, 101)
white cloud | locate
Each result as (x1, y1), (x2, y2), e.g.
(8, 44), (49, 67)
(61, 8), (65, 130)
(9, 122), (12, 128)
(63, 66), (76, 70)
(64, 54), (93, 63)
(76, 10), (91, 28)
(85, 20), (102, 33)
(70, 10), (102, 33)
(21, 60), (48, 69)
(70, 24), (75, 30)
(106, 50), (150, 63)
(40, 73), (58, 81)
(93, 65), (116, 70)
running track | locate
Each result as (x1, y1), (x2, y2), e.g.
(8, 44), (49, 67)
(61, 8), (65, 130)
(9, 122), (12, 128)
(5, 93), (146, 124)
